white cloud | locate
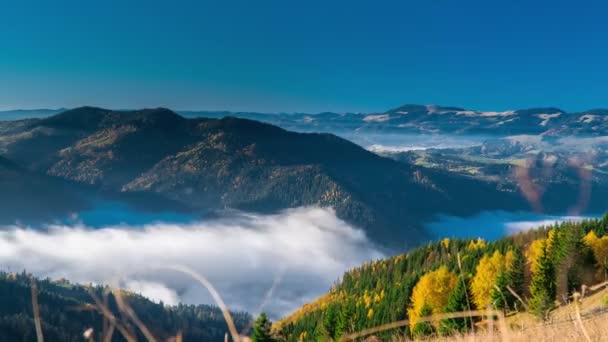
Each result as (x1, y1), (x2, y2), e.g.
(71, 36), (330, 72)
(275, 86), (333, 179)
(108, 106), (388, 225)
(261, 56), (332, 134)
(0, 207), (383, 319)
(363, 114), (391, 122)
(125, 280), (181, 305)
(367, 144), (427, 153)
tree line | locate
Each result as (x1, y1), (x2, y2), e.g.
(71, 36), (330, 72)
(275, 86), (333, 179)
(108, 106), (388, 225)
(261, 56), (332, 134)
(0, 272), (251, 341)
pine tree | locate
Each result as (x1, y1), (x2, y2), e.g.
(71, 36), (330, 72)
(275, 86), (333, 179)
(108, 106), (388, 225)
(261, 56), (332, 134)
(252, 312), (275, 342)
(508, 247), (525, 300)
(335, 299), (355, 338)
(412, 304), (434, 338)
(440, 276), (471, 336)
(322, 303), (339, 340)
(529, 242), (556, 319)
(491, 266), (509, 311)
(492, 247), (525, 312)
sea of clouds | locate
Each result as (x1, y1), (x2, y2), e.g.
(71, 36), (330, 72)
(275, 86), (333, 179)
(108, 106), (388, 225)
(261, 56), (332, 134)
(0, 207), (384, 319)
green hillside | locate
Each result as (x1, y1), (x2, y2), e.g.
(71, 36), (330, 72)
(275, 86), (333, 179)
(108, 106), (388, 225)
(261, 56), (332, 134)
(275, 214), (608, 341)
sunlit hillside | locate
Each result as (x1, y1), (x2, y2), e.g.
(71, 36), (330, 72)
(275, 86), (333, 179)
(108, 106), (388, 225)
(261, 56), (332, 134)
(275, 215), (608, 341)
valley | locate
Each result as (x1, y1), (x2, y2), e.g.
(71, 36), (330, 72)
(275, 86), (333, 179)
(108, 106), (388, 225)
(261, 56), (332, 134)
(2, 105), (608, 341)
(0, 106), (542, 249)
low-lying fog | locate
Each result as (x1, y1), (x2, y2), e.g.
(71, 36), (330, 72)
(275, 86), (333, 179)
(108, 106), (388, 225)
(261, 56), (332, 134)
(0, 207), (383, 319)
(0, 203), (594, 319)
(334, 132), (488, 153)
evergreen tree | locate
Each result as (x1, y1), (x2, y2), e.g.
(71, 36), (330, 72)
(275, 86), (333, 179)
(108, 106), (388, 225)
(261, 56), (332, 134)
(508, 247), (526, 303)
(492, 247), (525, 312)
(252, 312), (275, 342)
(336, 299), (355, 338)
(529, 243), (556, 319)
(491, 266), (509, 311)
(412, 304), (434, 338)
(322, 303), (339, 340)
(440, 276), (471, 336)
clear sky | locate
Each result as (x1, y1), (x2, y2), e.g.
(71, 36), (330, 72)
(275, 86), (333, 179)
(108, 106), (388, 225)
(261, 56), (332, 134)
(1, 0), (607, 113)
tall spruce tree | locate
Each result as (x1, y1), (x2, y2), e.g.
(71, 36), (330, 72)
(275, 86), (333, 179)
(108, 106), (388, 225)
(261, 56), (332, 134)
(492, 247), (525, 312)
(508, 247), (526, 301)
(491, 267), (510, 311)
(440, 276), (471, 336)
(252, 312), (275, 342)
(529, 243), (556, 319)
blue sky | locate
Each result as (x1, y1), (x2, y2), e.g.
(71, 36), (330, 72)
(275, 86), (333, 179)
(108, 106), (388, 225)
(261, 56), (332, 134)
(1, 0), (607, 113)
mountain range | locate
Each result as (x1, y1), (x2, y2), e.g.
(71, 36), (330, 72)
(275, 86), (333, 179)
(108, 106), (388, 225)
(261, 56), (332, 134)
(0, 106), (531, 248)
(181, 104), (608, 136)
(6, 104), (608, 136)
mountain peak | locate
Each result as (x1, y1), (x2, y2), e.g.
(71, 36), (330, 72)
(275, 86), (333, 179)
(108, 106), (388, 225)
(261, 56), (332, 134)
(130, 108), (186, 128)
(41, 106), (112, 130)
(515, 107), (565, 115)
(40, 107), (187, 130)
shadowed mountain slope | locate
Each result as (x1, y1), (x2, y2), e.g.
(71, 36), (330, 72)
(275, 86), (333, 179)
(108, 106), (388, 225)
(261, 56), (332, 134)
(0, 107), (527, 248)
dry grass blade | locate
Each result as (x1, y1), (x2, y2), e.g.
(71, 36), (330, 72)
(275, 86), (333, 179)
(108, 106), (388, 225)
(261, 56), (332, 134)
(103, 323), (116, 342)
(150, 264), (241, 342)
(506, 285), (529, 312)
(88, 289), (136, 342)
(240, 269), (285, 336)
(587, 280), (608, 292)
(102, 288), (115, 342)
(113, 288), (158, 342)
(30, 277), (44, 342)
(572, 292), (591, 342)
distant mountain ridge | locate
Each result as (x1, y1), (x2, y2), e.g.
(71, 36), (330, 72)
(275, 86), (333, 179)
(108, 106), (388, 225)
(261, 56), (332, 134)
(181, 104), (608, 136)
(0, 108), (65, 121)
(7, 104), (608, 136)
(0, 106), (528, 248)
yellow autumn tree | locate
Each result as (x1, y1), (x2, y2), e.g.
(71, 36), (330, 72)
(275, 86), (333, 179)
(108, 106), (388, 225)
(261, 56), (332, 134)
(584, 231), (608, 280)
(470, 250), (506, 309)
(526, 238), (546, 274)
(408, 266), (457, 326)
(467, 238), (486, 250)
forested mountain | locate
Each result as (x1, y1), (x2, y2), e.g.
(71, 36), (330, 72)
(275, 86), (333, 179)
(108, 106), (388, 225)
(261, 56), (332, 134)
(0, 107), (527, 248)
(9, 104), (608, 141)
(275, 214), (608, 341)
(381, 137), (608, 215)
(0, 272), (250, 341)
